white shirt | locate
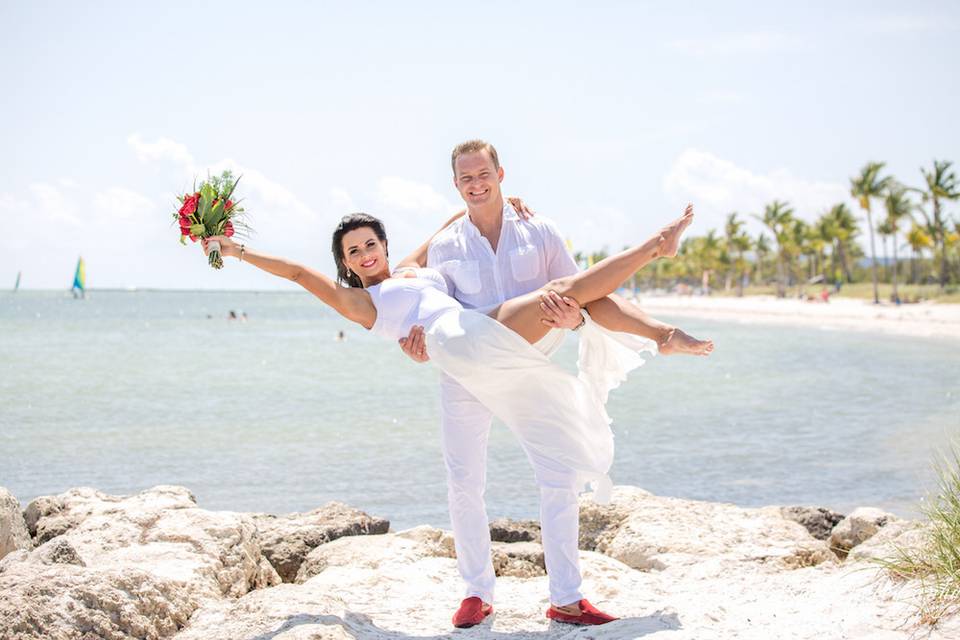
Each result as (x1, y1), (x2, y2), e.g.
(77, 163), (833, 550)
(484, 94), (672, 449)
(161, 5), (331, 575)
(427, 203), (578, 311)
(427, 202), (579, 355)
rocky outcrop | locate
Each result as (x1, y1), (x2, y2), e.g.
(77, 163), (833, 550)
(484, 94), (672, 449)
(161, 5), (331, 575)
(295, 525), (455, 583)
(491, 540), (545, 577)
(578, 487), (836, 574)
(489, 517), (541, 543)
(780, 505), (846, 540)
(1, 484), (953, 639)
(0, 485), (282, 639)
(250, 501), (389, 582)
(829, 507), (898, 557)
(0, 487), (32, 560)
(847, 519), (928, 563)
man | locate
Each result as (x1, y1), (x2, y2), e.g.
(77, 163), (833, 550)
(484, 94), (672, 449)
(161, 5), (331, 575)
(400, 140), (711, 627)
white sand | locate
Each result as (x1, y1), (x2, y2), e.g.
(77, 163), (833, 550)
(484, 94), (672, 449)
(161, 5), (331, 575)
(632, 294), (960, 340)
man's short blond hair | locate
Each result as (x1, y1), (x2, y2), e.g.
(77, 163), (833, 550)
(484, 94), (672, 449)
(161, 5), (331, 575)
(451, 139), (500, 174)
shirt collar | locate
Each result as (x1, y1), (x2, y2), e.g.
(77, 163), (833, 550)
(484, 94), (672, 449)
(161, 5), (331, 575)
(463, 200), (516, 239)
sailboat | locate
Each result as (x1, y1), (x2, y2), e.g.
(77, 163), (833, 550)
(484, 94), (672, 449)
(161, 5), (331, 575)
(71, 257), (85, 299)
(13, 271), (20, 292)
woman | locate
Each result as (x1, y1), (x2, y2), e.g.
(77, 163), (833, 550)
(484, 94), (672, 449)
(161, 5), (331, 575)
(202, 205), (698, 501)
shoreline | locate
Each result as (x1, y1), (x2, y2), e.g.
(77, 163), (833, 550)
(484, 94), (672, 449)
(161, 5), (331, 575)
(631, 293), (960, 340)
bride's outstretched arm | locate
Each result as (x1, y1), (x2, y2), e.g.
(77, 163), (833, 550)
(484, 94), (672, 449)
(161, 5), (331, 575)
(202, 236), (376, 328)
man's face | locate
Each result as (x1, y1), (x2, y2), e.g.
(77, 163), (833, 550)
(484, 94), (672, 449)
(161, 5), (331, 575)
(453, 150), (504, 207)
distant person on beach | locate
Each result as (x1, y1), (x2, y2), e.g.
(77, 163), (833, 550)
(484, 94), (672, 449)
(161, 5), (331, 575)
(336, 330), (345, 341)
(202, 196), (708, 628)
(390, 140), (712, 627)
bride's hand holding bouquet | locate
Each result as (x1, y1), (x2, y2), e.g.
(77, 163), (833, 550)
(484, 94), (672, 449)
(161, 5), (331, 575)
(173, 170), (249, 269)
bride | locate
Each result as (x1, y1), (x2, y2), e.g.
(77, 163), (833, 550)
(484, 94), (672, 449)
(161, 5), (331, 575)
(201, 204), (701, 501)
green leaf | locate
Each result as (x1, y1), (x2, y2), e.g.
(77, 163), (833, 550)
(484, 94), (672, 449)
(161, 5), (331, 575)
(179, 235), (187, 245)
(190, 224), (205, 236)
(199, 191), (213, 224)
(210, 199), (225, 225)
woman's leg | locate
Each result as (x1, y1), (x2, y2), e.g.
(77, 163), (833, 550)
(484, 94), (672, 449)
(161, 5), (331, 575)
(493, 205), (694, 344)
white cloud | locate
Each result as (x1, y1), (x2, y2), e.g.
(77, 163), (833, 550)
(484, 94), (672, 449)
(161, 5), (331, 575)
(329, 187), (356, 211)
(669, 31), (802, 56)
(663, 148), (852, 234)
(93, 187), (156, 221)
(127, 133), (195, 166)
(375, 176), (455, 215)
(29, 183), (81, 226)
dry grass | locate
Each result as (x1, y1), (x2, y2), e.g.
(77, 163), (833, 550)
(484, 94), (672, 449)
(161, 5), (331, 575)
(873, 439), (960, 625)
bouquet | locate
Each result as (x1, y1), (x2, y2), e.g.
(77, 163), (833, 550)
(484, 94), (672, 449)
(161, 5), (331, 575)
(173, 170), (249, 269)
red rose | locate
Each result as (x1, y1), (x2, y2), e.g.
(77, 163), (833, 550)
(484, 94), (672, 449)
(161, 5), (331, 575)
(224, 220), (235, 237)
(179, 193), (199, 217)
(226, 200), (233, 209)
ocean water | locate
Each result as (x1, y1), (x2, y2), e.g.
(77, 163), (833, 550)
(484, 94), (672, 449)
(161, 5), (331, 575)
(1, 290), (958, 530)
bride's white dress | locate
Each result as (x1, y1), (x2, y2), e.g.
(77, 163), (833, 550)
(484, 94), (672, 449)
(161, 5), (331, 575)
(365, 268), (656, 503)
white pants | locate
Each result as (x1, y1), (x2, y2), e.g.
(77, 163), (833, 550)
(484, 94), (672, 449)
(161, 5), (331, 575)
(439, 372), (584, 607)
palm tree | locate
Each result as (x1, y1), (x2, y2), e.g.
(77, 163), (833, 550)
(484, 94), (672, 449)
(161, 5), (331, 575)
(724, 213), (752, 296)
(906, 223), (933, 284)
(755, 233), (771, 285)
(877, 218), (894, 282)
(883, 184), (914, 301)
(824, 203), (858, 284)
(754, 200), (795, 297)
(916, 160), (960, 289)
(850, 162), (891, 303)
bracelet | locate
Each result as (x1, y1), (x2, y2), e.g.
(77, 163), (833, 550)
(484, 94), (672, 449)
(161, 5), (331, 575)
(239, 244), (245, 262)
(572, 314), (586, 331)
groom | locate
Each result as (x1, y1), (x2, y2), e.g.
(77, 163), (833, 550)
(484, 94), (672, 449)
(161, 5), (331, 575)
(400, 140), (699, 627)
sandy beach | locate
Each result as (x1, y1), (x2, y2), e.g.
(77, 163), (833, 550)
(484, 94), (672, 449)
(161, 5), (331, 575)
(633, 294), (960, 341)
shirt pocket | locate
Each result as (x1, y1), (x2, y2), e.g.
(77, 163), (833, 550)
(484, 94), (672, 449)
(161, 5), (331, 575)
(450, 259), (482, 295)
(509, 244), (541, 282)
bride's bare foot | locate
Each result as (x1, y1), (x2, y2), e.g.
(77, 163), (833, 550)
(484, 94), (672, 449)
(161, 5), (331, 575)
(659, 327), (713, 356)
(657, 204), (695, 258)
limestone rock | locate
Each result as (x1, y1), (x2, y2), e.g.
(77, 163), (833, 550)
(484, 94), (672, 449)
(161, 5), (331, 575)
(25, 485), (197, 545)
(0, 487), (32, 560)
(779, 505), (845, 540)
(588, 487), (835, 575)
(24, 486), (279, 599)
(847, 519), (929, 563)
(250, 501), (389, 582)
(578, 486), (654, 551)
(489, 517), (541, 543)
(0, 562), (199, 640)
(829, 507), (898, 557)
(491, 541), (545, 577)
(295, 526), (453, 583)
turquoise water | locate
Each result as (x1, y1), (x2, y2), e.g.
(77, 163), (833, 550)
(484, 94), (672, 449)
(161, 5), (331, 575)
(1, 290), (958, 530)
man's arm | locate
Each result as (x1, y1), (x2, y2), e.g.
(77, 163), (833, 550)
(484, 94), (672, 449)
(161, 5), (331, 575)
(396, 210), (466, 270)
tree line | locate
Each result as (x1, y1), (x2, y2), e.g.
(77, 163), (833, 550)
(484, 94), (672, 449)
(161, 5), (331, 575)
(577, 160), (959, 302)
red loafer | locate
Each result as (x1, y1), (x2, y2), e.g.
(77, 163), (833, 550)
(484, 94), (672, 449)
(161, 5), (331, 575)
(452, 597), (493, 628)
(546, 599), (618, 625)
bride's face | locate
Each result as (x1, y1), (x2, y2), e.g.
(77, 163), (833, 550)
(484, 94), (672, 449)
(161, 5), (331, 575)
(341, 227), (389, 283)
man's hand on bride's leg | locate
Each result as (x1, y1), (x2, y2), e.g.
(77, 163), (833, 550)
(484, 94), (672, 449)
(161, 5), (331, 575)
(539, 290), (583, 329)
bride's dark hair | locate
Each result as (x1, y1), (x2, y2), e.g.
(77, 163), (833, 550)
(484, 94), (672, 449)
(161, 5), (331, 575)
(332, 213), (388, 288)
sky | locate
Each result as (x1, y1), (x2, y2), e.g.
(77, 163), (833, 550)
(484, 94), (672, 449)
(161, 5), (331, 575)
(1, 0), (958, 290)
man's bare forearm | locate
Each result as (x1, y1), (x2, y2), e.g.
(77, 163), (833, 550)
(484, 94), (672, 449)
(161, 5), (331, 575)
(396, 209), (466, 269)
(584, 294), (673, 344)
